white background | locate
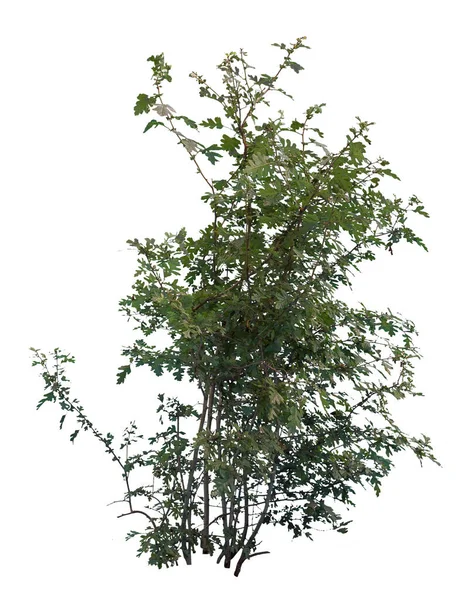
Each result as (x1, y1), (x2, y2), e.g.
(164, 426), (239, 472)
(1, 0), (472, 597)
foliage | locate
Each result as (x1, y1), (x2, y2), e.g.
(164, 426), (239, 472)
(31, 37), (438, 578)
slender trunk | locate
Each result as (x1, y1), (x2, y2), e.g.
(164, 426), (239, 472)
(215, 384), (235, 566)
(180, 380), (214, 564)
(218, 392), (257, 568)
(201, 379), (215, 554)
(233, 458), (277, 577)
(215, 384), (229, 565)
(224, 475), (236, 568)
(240, 474), (250, 547)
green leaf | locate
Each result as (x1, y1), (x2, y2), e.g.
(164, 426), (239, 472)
(380, 167), (401, 181)
(349, 141), (365, 164)
(200, 117), (223, 129)
(337, 527), (349, 534)
(125, 530), (141, 542)
(202, 144), (223, 164)
(290, 119), (304, 131)
(244, 152), (270, 173)
(220, 134), (240, 155)
(270, 389), (284, 405)
(287, 61), (304, 73)
(117, 364), (132, 385)
(143, 119), (165, 133)
(134, 93), (156, 116)
(413, 204), (430, 218)
(147, 53), (172, 83)
(174, 115), (199, 129)
(36, 391), (55, 409)
(70, 429), (80, 444)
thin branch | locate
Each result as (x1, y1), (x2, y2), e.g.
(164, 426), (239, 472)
(117, 509), (157, 530)
(248, 550), (270, 559)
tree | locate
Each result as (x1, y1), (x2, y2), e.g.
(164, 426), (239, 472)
(31, 37), (439, 578)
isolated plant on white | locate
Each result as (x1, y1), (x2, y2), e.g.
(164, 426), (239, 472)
(31, 36), (439, 578)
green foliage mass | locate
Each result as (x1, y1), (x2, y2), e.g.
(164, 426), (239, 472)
(31, 37), (438, 578)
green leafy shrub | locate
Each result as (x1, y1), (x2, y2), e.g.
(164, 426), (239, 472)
(31, 37), (438, 578)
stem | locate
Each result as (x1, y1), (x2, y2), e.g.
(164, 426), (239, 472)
(224, 476), (237, 568)
(215, 384), (230, 565)
(176, 414), (186, 493)
(244, 181), (252, 291)
(117, 509), (157, 530)
(201, 379), (215, 554)
(154, 86), (215, 194)
(233, 457), (278, 577)
(240, 474), (250, 549)
(180, 381), (214, 564)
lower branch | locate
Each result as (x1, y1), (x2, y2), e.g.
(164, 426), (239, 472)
(180, 381), (213, 564)
(233, 459), (278, 577)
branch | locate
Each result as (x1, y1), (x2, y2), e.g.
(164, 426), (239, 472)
(117, 509), (157, 530)
(154, 86), (215, 193)
(248, 550), (271, 559)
